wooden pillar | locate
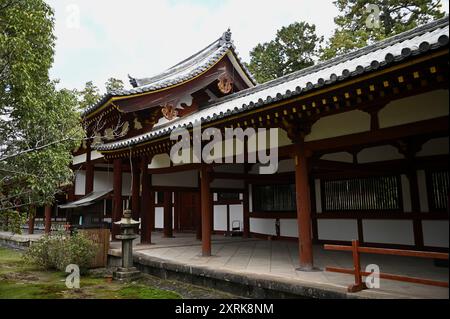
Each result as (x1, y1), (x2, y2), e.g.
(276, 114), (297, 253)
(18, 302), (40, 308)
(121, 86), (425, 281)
(163, 191), (173, 238)
(398, 140), (424, 249)
(44, 205), (52, 234)
(112, 159), (122, 240)
(294, 139), (314, 271)
(408, 165), (424, 248)
(131, 159), (140, 221)
(140, 156), (152, 244)
(243, 183), (250, 238)
(85, 145), (94, 195)
(196, 193), (202, 240)
(174, 192), (180, 231)
(200, 166), (212, 256)
(28, 206), (35, 235)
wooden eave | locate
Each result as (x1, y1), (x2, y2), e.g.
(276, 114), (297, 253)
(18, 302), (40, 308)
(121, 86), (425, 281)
(100, 48), (449, 160)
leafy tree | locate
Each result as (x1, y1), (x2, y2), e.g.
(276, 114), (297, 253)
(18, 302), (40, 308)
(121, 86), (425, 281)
(78, 80), (100, 110)
(0, 0), (83, 232)
(105, 77), (125, 93)
(247, 22), (323, 83)
(321, 0), (446, 60)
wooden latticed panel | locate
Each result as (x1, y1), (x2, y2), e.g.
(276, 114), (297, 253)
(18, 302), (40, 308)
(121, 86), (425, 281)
(79, 229), (110, 268)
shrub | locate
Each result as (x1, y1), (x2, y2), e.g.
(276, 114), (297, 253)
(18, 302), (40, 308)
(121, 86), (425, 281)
(0, 209), (27, 234)
(23, 231), (97, 274)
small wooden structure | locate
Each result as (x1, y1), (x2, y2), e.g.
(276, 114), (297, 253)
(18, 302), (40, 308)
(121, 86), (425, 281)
(79, 229), (110, 268)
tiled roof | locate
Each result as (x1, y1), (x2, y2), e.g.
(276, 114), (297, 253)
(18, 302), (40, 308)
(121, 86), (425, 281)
(82, 29), (256, 118)
(96, 17), (449, 152)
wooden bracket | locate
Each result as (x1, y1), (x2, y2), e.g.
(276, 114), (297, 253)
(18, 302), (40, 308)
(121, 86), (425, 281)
(281, 117), (314, 144)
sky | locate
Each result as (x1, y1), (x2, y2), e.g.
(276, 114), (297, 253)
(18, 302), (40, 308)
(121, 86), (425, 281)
(44, 0), (449, 94)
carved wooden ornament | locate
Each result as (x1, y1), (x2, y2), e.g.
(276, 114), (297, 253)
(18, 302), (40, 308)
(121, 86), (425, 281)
(161, 103), (178, 120)
(218, 73), (233, 94)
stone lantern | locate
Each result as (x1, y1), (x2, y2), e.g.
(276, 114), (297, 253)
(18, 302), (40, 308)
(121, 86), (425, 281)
(113, 209), (141, 281)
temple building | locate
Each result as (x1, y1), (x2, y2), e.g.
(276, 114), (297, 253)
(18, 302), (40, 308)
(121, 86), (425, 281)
(53, 17), (448, 271)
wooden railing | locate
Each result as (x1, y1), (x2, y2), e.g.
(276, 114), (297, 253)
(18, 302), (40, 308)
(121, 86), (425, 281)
(324, 240), (449, 292)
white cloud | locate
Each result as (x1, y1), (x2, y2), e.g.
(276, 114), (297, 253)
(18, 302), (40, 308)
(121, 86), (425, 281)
(45, 0), (448, 93)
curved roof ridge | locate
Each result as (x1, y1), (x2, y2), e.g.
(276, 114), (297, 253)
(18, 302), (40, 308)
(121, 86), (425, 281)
(83, 29), (255, 118)
(203, 16), (450, 109)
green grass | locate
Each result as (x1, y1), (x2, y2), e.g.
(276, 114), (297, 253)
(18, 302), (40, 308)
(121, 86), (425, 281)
(0, 247), (181, 299)
(118, 284), (180, 299)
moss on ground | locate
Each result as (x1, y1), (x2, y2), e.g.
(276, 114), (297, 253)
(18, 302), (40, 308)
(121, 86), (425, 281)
(0, 247), (181, 299)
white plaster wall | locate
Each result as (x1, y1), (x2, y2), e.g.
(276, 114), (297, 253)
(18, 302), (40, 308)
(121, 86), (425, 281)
(155, 207), (164, 229)
(91, 151), (103, 160)
(149, 153), (171, 169)
(320, 152), (353, 163)
(250, 218), (276, 236)
(417, 170), (429, 212)
(276, 159), (295, 173)
(74, 170), (86, 196)
(280, 219), (298, 237)
(73, 153), (87, 165)
(422, 220), (449, 248)
(400, 174), (412, 212)
(379, 90), (449, 128)
(305, 110), (370, 142)
(416, 137), (449, 157)
(214, 205), (227, 231)
(357, 145), (403, 163)
(200, 127), (284, 162)
(93, 171), (113, 192)
(152, 170), (198, 188)
(278, 128), (292, 147)
(317, 219), (358, 241)
(246, 128), (283, 152)
(229, 204), (243, 231)
(362, 220), (414, 245)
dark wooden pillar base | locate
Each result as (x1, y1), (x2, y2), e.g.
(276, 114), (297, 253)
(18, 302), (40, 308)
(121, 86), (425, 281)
(28, 209), (35, 235)
(201, 166), (212, 257)
(163, 191), (173, 238)
(243, 183), (250, 238)
(44, 206), (52, 234)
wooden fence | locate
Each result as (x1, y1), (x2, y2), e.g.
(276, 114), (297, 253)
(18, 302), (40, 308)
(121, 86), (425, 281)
(324, 240), (448, 292)
(79, 229), (110, 268)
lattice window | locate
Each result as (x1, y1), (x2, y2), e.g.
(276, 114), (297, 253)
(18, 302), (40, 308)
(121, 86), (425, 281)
(253, 184), (296, 212)
(322, 176), (401, 212)
(429, 170), (449, 211)
(217, 192), (240, 201)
